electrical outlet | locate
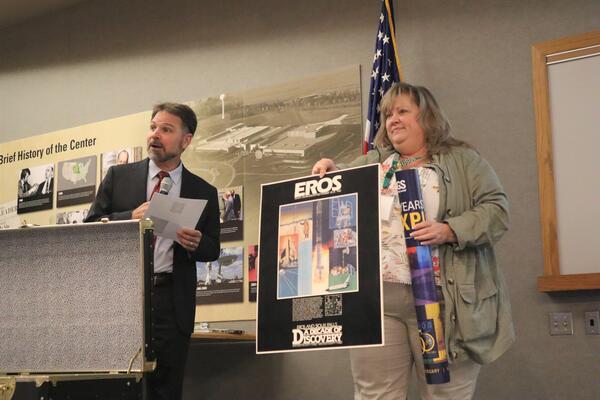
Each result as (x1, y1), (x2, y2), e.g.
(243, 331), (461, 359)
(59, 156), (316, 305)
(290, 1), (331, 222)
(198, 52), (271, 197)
(549, 312), (573, 336)
(584, 311), (600, 335)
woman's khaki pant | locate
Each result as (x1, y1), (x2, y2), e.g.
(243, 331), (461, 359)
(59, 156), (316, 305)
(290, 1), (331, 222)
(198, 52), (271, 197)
(349, 283), (480, 400)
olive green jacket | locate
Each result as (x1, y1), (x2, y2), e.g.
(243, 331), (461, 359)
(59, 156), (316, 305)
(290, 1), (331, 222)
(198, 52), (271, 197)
(343, 145), (515, 364)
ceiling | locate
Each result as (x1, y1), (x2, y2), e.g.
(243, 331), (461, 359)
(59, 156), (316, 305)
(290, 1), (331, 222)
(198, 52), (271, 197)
(0, 0), (90, 29)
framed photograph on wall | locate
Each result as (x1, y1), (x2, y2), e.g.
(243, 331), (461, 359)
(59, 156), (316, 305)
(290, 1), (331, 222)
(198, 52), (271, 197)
(17, 163), (54, 214)
(100, 147), (143, 179)
(56, 156), (97, 207)
(218, 185), (243, 242)
(196, 246), (244, 305)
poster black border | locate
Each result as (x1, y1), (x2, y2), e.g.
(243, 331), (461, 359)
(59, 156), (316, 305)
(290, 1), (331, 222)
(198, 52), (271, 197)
(256, 164), (383, 354)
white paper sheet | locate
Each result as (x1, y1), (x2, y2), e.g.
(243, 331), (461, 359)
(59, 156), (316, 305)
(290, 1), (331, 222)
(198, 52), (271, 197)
(144, 194), (207, 241)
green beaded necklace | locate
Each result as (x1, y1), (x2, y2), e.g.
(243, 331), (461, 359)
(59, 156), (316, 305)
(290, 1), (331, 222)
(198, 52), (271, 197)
(382, 153), (424, 189)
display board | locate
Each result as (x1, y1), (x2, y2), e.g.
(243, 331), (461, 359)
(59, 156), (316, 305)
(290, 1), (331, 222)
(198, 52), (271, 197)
(0, 65), (363, 321)
(257, 165), (383, 353)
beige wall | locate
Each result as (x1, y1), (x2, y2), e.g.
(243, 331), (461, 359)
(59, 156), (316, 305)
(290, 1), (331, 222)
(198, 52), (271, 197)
(1, 0), (599, 398)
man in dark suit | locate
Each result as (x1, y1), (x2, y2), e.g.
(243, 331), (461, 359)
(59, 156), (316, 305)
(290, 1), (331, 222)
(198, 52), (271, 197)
(231, 189), (241, 219)
(85, 103), (220, 400)
(35, 165), (54, 196)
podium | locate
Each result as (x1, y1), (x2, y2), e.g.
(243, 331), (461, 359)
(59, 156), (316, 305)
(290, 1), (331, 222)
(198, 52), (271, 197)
(0, 220), (155, 399)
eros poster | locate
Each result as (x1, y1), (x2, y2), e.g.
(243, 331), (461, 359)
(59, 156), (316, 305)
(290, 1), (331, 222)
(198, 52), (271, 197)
(257, 164), (383, 353)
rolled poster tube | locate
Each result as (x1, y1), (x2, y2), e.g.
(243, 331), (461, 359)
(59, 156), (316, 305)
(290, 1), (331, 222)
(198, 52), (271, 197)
(396, 168), (450, 385)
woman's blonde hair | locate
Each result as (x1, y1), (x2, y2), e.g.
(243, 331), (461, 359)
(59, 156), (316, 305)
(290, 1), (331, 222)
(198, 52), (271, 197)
(373, 82), (469, 157)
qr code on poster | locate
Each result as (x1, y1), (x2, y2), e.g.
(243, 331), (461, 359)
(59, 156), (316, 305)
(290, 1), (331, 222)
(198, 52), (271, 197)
(324, 294), (342, 316)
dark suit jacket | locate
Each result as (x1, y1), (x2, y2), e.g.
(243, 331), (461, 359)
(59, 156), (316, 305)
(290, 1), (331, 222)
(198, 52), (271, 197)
(85, 159), (220, 334)
(35, 178), (53, 196)
(233, 194), (241, 218)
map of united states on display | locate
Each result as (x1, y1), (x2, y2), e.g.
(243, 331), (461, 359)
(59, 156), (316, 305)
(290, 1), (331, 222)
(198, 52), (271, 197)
(61, 159), (91, 184)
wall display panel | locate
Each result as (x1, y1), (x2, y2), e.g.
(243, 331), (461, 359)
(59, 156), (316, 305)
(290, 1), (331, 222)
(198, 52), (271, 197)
(0, 201), (19, 229)
(196, 246), (244, 305)
(218, 185), (244, 242)
(0, 65), (362, 323)
(16, 163), (54, 214)
(0, 114), (149, 227)
(101, 147), (143, 179)
(56, 155), (97, 207)
(248, 244), (258, 302)
(184, 65), (363, 322)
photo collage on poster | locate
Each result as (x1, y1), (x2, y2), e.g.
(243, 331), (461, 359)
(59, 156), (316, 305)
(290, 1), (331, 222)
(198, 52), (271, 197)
(196, 246), (244, 305)
(277, 194), (358, 299)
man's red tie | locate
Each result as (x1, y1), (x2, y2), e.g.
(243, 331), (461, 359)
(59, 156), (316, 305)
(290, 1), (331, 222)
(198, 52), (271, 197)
(151, 171), (170, 200)
(151, 171), (170, 248)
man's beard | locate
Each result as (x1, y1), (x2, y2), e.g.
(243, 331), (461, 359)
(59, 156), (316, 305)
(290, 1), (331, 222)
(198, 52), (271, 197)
(148, 146), (181, 163)
(147, 141), (184, 164)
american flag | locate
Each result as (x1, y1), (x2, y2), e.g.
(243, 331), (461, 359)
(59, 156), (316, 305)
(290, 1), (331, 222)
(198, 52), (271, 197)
(363, 0), (403, 153)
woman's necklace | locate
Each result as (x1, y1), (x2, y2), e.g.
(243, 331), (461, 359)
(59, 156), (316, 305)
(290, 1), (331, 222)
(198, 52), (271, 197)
(382, 154), (425, 189)
(398, 155), (424, 167)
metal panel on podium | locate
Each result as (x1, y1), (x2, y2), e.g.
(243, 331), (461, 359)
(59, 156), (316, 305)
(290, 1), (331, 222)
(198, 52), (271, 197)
(0, 220), (155, 399)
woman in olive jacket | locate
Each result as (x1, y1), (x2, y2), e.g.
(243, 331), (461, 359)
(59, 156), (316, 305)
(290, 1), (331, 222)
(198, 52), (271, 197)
(312, 82), (514, 400)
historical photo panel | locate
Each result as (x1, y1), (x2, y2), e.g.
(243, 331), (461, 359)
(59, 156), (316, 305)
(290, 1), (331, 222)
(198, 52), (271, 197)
(56, 209), (89, 224)
(248, 244), (258, 302)
(17, 163), (55, 214)
(56, 155), (97, 207)
(196, 246), (244, 305)
(100, 147), (143, 179)
(218, 185), (243, 242)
